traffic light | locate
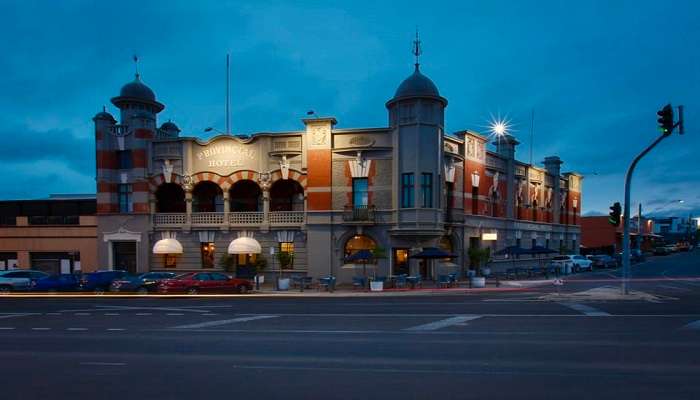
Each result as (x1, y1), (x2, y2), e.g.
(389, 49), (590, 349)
(657, 104), (674, 135)
(608, 202), (621, 227)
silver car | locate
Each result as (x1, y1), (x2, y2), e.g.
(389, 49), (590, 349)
(0, 270), (48, 292)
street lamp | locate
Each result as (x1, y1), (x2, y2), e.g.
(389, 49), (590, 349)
(471, 171), (480, 188)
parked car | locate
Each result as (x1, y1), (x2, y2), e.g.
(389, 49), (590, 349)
(550, 255), (592, 273)
(32, 274), (81, 292)
(79, 270), (130, 293)
(1, 270), (41, 292)
(110, 272), (177, 294)
(653, 246), (671, 256)
(157, 272), (253, 294)
(588, 254), (618, 269)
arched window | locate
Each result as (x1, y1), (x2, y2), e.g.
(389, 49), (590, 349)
(229, 180), (262, 212)
(192, 181), (223, 212)
(270, 180), (304, 211)
(344, 234), (377, 257)
(155, 183), (185, 213)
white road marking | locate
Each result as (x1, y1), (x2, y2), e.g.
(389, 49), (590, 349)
(31, 327), (50, 331)
(659, 285), (691, 292)
(104, 313), (120, 316)
(166, 313), (184, 316)
(172, 315), (278, 329)
(66, 328), (88, 331)
(135, 313), (152, 316)
(404, 315), (482, 331)
(107, 328), (125, 331)
(682, 320), (700, 330)
(202, 313), (218, 316)
(79, 362), (126, 366)
(0, 327), (16, 330)
(560, 303), (611, 316)
(0, 313), (37, 319)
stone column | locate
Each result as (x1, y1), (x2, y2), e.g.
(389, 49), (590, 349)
(544, 156), (563, 224)
(222, 190), (230, 231)
(495, 134), (519, 220)
(184, 189), (192, 232)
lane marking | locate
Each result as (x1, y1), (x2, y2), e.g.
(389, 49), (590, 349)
(0, 313), (37, 320)
(104, 313), (120, 316)
(172, 315), (278, 329)
(404, 315), (482, 331)
(66, 328), (88, 331)
(135, 313), (152, 316)
(107, 328), (126, 331)
(559, 303), (611, 316)
(166, 313), (184, 316)
(682, 320), (700, 330)
(31, 327), (50, 331)
(202, 313), (218, 316)
(79, 362), (126, 366)
(0, 327), (16, 330)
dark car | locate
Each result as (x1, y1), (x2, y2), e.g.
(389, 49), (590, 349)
(158, 272), (253, 294)
(80, 270), (130, 293)
(588, 255), (618, 269)
(32, 274), (81, 292)
(110, 272), (177, 294)
(653, 246), (671, 256)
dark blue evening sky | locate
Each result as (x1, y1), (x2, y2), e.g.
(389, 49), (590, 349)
(0, 0), (698, 217)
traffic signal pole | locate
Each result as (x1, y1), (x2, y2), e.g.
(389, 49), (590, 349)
(621, 133), (669, 295)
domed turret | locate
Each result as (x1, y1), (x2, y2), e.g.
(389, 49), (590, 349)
(93, 107), (116, 122)
(394, 65), (441, 99)
(159, 120), (181, 138)
(111, 73), (164, 114)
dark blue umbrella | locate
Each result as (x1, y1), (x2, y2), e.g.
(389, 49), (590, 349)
(493, 246), (529, 256)
(345, 249), (375, 263)
(409, 247), (456, 259)
(527, 245), (558, 255)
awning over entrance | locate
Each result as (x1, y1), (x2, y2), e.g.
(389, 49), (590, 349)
(152, 238), (184, 254)
(228, 237), (262, 254)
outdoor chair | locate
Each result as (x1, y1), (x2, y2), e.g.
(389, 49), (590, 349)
(448, 272), (459, 286)
(352, 276), (366, 290)
(318, 276), (336, 292)
(437, 275), (451, 288)
(394, 274), (408, 289)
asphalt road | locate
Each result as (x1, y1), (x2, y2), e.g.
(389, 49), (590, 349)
(1, 251), (698, 400)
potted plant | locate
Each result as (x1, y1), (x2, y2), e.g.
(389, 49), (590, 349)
(253, 257), (267, 286)
(369, 246), (387, 291)
(468, 247), (491, 288)
(276, 251), (294, 290)
(218, 253), (236, 273)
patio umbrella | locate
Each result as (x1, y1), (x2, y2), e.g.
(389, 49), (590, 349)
(493, 245), (529, 256)
(345, 249), (375, 283)
(409, 247), (456, 280)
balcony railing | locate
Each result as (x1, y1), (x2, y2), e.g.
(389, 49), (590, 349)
(153, 211), (304, 228)
(153, 213), (187, 226)
(342, 205), (376, 223)
(269, 211), (304, 225)
(191, 212), (225, 225)
(229, 212), (264, 225)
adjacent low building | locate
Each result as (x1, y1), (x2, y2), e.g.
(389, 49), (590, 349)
(94, 59), (583, 283)
(581, 215), (659, 254)
(0, 195), (97, 273)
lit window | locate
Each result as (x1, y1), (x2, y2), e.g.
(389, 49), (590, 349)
(280, 242), (294, 253)
(352, 178), (368, 208)
(200, 242), (215, 269)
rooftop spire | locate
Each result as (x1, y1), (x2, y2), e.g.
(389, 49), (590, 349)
(133, 54), (140, 81)
(412, 28), (422, 70)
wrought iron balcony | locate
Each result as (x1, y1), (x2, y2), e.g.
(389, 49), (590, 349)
(342, 205), (376, 224)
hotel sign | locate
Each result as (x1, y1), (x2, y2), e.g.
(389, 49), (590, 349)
(192, 139), (258, 173)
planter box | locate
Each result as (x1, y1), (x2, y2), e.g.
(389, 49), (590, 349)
(370, 281), (384, 292)
(278, 278), (290, 291)
(470, 277), (486, 288)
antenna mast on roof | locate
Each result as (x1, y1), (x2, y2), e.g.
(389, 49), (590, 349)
(412, 29), (422, 68)
(133, 55), (140, 80)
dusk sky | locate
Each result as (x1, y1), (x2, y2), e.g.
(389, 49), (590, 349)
(1, 0), (698, 217)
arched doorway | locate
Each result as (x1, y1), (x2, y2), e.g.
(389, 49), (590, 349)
(344, 234), (377, 258)
(155, 183), (186, 213)
(270, 180), (304, 211)
(192, 181), (223, 212)
(229, 180), (262, 212)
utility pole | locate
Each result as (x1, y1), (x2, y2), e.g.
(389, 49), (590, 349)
(622, 104), (683, 295)
(637, 203), (642, 252)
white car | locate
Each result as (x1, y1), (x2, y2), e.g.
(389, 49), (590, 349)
(549, 255), (593, 273)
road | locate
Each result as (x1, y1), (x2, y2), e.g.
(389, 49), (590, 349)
(0, 251), (698, 399)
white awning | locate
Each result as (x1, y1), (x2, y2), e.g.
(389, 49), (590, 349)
(152, 238), (183, 254)
(228, 236), (262, 254)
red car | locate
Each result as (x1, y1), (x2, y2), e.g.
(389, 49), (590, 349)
(157, 272), (253, 294)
